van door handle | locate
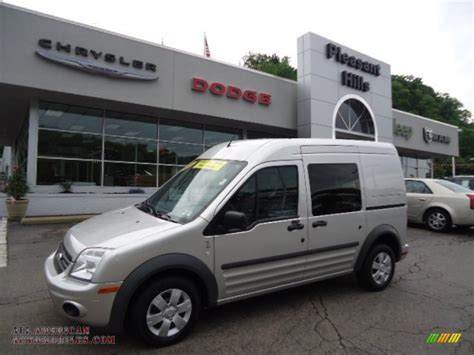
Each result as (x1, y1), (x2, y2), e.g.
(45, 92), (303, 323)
(312, 220), (328, 228)
(418, 198), (426, 201)
(287, 220), (304, 231)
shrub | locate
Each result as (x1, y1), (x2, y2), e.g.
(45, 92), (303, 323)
(5, 166), (29, 200)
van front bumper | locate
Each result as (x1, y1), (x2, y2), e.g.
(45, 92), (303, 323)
(44, 253), (122, 327)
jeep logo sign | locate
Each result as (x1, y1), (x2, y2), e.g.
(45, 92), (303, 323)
(394, 120), (413, 140)
(423, 127), (450, 144)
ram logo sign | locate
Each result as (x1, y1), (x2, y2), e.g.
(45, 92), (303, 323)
(423, 127), (451, 144)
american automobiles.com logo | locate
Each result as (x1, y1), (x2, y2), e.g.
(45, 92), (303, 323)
(426, 333), (462, 344)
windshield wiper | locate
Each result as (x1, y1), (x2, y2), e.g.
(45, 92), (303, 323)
(155, 210), (179, 223)
(136, 200), (157, 217)
(137, 200), (179, 223)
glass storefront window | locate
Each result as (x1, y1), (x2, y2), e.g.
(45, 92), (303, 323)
(247, 130), (293, 139)
(38, 130), (102, 160)
(37, 158), (101, 186)
(105, 112), (157, 139)
(104, 136), (157, 163)
(400, 155), (433, 178)
(160, 119), (203, 144)
(36, 101), (242, 188)
(204, 126), (241, 146)
(39, 102), (103, 134)
(159, 142), (203, 165)
(158, 165), (182, 186)
(418, 168), (431, 178)
(104, 163), (157, 187)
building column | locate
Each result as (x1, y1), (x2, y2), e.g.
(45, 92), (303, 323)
(26, 100), (39, 187)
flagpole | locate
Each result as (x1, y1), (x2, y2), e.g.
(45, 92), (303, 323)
(204, 32), (211, 58)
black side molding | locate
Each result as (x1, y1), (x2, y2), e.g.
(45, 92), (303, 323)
(222, 242), (359, 270)
(354, 224), (402, 272)
(107, 253), (218, 333)
(366, 204), (406, 211)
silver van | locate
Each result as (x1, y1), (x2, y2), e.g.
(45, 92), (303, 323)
(44, 139), (409, 346)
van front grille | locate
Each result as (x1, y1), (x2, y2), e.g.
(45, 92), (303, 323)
(53, 242), (73, 274)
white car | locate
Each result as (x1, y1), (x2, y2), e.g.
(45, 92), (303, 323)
(405, 178), (474, 232)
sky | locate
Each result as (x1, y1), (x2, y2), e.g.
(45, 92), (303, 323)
(4, 0), (473, 115)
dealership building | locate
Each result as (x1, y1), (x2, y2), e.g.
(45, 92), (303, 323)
(0, 3), (460, 216)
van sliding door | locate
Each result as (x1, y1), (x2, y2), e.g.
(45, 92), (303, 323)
(302, 154), (366, 278)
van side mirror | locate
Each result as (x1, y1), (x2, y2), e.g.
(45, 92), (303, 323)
(222, 210), (247, 232)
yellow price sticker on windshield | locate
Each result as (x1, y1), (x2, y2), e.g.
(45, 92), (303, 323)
(193, 160), (227, 171)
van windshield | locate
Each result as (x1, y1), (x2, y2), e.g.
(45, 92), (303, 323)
(145, 160), (247, 223)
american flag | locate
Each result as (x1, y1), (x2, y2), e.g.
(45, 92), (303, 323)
(204, 34), (211, 58)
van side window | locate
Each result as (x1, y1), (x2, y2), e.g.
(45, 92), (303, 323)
(405, 180), (432, 194)
(227, 175), (257, 227)
(308, 164), (361, 216)
(257, 166), (298, 219)
(212, 166), (298, 233)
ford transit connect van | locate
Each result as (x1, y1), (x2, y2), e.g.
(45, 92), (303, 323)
(44, 139), (409, 346)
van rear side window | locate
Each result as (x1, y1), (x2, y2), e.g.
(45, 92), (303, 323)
(308, 164), (361, 216)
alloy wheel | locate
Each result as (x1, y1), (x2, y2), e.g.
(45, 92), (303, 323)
(428, 212), (446, 231)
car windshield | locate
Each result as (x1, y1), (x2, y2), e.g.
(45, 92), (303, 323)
(435, 180), (472, 193)
(146, 160), (247, 223)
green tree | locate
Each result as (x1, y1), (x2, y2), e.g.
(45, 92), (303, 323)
(392, 75), (473, 175)
(243, 52), (297, 81)
(392, 75), (471, 126)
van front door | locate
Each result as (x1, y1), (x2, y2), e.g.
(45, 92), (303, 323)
(210, 161), (308, 302)
(302, 154), (366, 279)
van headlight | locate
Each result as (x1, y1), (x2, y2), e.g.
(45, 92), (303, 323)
(69, 248), (108, 281)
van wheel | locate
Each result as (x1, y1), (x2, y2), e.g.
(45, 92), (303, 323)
(425, 208), (452, 232)
(356, 244), (395, 291)
(129, 277), (201, 347)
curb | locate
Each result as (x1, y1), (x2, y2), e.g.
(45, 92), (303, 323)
(21, 214), (96, 225)
(0, 217), (7, 268)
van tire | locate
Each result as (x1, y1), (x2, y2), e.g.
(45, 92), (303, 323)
(356, 244), (395, 291)
(129, 276), (202, 347)
(425, 208), (452, 233)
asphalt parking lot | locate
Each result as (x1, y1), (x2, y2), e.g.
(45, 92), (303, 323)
(0, 222), (473, 354)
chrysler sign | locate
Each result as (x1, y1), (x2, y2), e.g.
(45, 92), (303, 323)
(36, 39), (159, 80)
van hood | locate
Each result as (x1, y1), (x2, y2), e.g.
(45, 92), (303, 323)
(63, 206), (179, 256)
